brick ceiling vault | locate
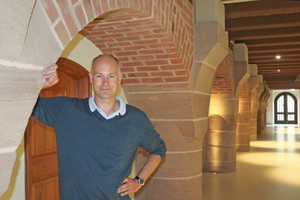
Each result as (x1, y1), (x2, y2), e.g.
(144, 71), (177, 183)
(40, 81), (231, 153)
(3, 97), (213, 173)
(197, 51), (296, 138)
(80, 6), (194, 85)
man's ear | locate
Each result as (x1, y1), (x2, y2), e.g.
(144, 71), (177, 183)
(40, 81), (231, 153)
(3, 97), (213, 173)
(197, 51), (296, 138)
(89, 72), (93, 84)
(118, 73), (123, 84)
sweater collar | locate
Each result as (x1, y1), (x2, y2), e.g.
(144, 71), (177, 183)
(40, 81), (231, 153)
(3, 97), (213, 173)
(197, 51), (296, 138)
(89, 96), (126, 119)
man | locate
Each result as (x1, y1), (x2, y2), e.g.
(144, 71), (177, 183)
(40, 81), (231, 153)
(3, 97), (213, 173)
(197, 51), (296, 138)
(32, 54), (166, 199)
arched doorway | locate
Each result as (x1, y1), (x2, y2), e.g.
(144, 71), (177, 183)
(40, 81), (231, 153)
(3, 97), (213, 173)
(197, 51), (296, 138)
(274, 92), (298, 124)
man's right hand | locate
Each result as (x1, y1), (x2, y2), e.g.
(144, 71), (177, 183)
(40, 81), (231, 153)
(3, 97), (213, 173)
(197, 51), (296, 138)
(41, 64), (59, 89)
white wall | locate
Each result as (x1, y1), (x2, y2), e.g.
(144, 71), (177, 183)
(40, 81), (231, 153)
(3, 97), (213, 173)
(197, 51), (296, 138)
(0, 34), (129, 200)
(266, 89), (300, 125)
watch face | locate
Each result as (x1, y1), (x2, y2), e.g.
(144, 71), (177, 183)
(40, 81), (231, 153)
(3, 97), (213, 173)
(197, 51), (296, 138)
(138, 179), (145, 185)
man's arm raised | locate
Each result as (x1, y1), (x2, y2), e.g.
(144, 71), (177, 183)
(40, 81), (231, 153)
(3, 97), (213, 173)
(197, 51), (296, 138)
(41, 64), (59, 89)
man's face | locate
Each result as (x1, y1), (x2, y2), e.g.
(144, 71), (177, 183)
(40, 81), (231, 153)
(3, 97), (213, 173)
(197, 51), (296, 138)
(89, 56), (122, 101)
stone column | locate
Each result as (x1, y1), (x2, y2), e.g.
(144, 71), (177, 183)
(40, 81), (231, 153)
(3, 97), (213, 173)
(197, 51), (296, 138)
(256, 75), (265, 136)
(261, 85), (270, 129)
(232, 43), (251, 152)
(248, 64), (259, 141)
(195, 0), (229, 173)
(237, 97), (251, 151)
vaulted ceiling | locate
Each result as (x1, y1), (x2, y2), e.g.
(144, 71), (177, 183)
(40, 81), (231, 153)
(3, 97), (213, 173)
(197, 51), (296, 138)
(222, 0), (300, 90)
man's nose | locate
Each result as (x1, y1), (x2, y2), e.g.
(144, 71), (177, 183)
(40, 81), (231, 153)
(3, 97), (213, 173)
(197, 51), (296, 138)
(103, 77), (109, 85)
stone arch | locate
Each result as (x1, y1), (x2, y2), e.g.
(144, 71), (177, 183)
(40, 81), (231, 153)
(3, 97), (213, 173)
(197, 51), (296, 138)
(203, 51), (236, 173)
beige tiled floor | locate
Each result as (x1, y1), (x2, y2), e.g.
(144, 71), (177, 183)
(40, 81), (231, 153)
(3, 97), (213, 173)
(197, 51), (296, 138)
(202, 125), (300, 200)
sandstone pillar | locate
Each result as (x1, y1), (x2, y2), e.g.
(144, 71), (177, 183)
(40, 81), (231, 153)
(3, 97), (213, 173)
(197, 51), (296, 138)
(248, 64), (259, 140)
(256, 75), (266, 136)
(195, 0), (229, 173)
(260, 85), (270, 129)
(232, 44), (251, 152)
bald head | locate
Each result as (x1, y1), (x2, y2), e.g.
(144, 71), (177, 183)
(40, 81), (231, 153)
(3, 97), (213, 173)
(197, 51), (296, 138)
(91, 54), (121, 76)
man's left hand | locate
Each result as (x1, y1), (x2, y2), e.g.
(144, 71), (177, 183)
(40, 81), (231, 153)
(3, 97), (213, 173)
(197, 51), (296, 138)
(117, 177), (141, 196)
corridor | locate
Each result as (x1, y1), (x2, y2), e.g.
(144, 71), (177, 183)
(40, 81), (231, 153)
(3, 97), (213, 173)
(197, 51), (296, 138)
(203, 125), (300, 200)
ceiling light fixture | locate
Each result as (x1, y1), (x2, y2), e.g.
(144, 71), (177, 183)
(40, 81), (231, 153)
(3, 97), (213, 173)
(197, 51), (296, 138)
(276, 55), (281, 59)
(278, 69), (280, 72)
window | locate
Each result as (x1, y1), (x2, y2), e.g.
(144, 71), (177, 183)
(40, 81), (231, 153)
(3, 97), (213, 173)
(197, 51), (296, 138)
(274, 92), (298, 124)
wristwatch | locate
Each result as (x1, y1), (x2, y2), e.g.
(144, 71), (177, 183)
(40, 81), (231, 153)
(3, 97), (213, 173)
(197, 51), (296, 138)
(134, 176), (145, 186)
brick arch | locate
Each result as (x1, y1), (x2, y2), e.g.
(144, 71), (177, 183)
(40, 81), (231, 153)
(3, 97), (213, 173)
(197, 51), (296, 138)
(211, 53), (234, 95)
(40, 0), (194, 85)
(239, 81), (249, 100)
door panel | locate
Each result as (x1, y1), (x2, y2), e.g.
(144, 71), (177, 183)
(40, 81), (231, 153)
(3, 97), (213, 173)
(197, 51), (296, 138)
(25, 58), (91, 200)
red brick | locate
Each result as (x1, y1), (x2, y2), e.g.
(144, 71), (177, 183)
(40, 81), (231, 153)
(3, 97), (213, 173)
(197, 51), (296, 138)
(136, 24), (162, 30)
(71, 0), (78, 5)
(94, 38), (116, 43)
(126, 30), (152, 36)
(150, 71), (174, 77)
(159, 37), (172, 43)
(108, 0), (116, 10)
(40, 0), (59, 24)
(124, 45), (148, 51)
(107, 28), (133, 34)
(101, 47), (123, 53)
(82, 0), (94, 21)
(108, 42), (132, 47)
(100, 0), (109, 12)
(141, 78), (164, 83)
(123, 0), (129, 8)
(117, 57), (130, 62)
(142, 34), (167, 39)
(92, 0), (101, 16)
(121, 79), (141, 84)
(87, 30), (107, 36)
(75, 5), (87, 29)
(175, 70), (187, 76)
(98, 33), (124, 39)
(56, 1), (79, 37)
(171, 58), (183, 64)
(137, 66), (159, 71)
(164, 76), (188, 82)
(165, 48), (178, 53)
(155, 53), (180, 59)
(116, 0), (122, 8)
(132, 39), (159, 45)
(145, 60), (169, 65)
(139, 49), (165, 54)
(114, 51), (138, 57)
(160, 64), (184, 70)
(95, 43), (107, 49)
(127, 72), (149, 77)
(148, 43), (175, 49)
(131, 55), (155, 61)
(54, 21), (70, 47)
(115, 36), (142, 42)
(120, 67), (136, 72)
(121, 62), (143, 67)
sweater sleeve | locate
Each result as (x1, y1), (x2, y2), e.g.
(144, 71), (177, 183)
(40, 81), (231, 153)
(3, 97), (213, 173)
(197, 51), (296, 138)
(141, 120), (167, 159)
(31, 97), (70, 128)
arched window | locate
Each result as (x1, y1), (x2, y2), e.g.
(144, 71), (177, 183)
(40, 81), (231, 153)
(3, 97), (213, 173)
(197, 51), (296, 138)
(274, 92), (298, 124)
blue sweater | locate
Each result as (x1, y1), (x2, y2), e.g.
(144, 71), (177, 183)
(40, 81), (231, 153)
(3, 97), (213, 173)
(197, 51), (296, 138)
(32, 97), (166, 200)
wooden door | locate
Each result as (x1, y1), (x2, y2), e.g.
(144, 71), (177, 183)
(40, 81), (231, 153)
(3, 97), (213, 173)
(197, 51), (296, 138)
(274, 92), (298, 124)
(25, 58), (91, 200)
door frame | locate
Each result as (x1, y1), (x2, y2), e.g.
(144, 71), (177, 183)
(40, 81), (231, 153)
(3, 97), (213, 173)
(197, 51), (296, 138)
(274, 92), (298, 124)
